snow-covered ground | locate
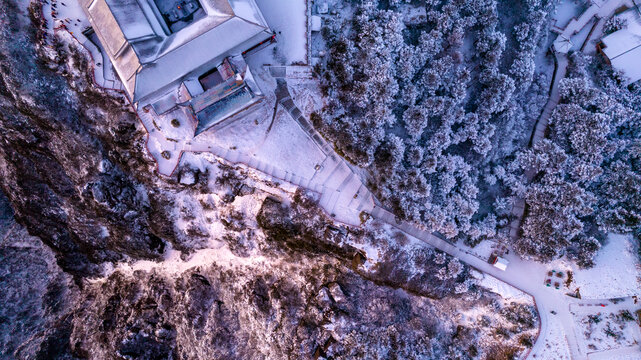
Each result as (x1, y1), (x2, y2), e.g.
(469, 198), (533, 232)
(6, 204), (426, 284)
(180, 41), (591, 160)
(112, 243), (273, 276)
(254, 0), (308, 64)
(43, 0), (641, 358)
(573, 234), (641, 299)
(197, 103), (326, 180)
(552, 0), (588, 29)
(465, 239), (498, 260)
(287, 77), (324, 116)
(536, 313), (573, 360)
(477, 271), (532, 303)
(590, 348), (641, 360)
(575, 309), (641, 352)
(588, 346), (641, 360)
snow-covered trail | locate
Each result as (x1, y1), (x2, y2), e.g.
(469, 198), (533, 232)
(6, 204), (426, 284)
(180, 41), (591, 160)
(370, 206), (559, 358)
(531, 0), (635, 147)
(529, 54), (568, 147)
(370, 205), (641, 360)
(498, 1), (641, 356)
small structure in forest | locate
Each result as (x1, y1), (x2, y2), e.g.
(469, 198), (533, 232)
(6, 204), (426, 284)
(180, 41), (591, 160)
(553, 34), (573, 53)
(597, 5), (641, 84)
(489, 254), (509, 271)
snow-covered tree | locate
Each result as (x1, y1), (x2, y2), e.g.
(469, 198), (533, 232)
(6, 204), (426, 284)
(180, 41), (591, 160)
(317, 0), (554, 243)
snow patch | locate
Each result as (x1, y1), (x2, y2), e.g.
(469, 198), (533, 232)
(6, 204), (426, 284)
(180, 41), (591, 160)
(537, 313), (573, 360)
(254, 0), (307, 64)
(477, 271), (532, 303)
(179, 169), (196, 185)
(572, 234), (641, 299)
(350, 241), (380, 270)
(114, 242), (272, 276)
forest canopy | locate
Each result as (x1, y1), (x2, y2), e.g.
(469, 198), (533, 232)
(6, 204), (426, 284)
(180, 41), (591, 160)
(315, 0), (641, 266)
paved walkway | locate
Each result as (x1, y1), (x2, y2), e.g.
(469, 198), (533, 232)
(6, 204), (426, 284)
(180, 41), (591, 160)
(136, 67), (375, 226)
(529, 54), (569, 147)
(41, 0), (124, 91)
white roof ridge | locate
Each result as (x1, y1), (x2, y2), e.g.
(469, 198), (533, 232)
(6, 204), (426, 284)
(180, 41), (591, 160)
(233, 14), (268, 30)
(155, 14), (237, 58)
(609, 42), (641, 59)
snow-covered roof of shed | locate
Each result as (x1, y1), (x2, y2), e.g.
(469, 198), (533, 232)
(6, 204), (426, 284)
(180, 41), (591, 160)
(553, 35), (573, 54)
(80, 0), (271, 101)
(493, 257), (509, 271)
(610, 44), (641, 84)
(600, 6), (641, 83)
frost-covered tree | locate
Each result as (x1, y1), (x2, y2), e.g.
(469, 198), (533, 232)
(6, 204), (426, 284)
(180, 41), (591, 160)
(603, 16), (628, 35)
(317, 0), (554, 241)
(510, 51), (641, 265)
(512, 140), (595, 261)
(596, 160), (641, 234)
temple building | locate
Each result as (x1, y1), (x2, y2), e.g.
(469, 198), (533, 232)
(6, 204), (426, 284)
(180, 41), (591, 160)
(80, 0), (274, 134)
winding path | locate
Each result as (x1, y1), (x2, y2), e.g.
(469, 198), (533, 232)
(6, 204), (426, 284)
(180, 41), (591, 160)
(504, 0), (640, 358)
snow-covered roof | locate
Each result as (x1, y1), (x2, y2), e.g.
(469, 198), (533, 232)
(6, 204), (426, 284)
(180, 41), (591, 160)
(81, 0), (272, 102)
(493, 257), (509, 271)
(190, 55), (263, 134)
(135, 16), (269, 102)
(553, 35), (573, 54)
(600, 6), (641, 84)
(85, 0), (144, 95)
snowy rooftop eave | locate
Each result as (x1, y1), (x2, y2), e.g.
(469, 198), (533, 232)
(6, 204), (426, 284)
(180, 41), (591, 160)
(227, 0), (270, 28)
(601, 8), (641, 60)
(81, 0), (272, 103)
(610, 45), (641, 84)
(155, 13), (235, 58)
(134, 17), (271, 103)
(200, 0), (234, 17)
(83, 0), (143, 98)
(85, 0), (128, 55)
(155, 0), (269, 59)
(104, 0), (156, 40)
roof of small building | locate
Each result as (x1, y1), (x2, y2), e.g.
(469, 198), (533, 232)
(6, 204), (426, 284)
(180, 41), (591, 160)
(600, 6), (641, 84)
(81, 0), (272, 102)
(493, 257), (509, 271)
(553, 35), (573, 54)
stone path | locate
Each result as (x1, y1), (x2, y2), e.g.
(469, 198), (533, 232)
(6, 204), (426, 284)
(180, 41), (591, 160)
(529, 54), (569, 147)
